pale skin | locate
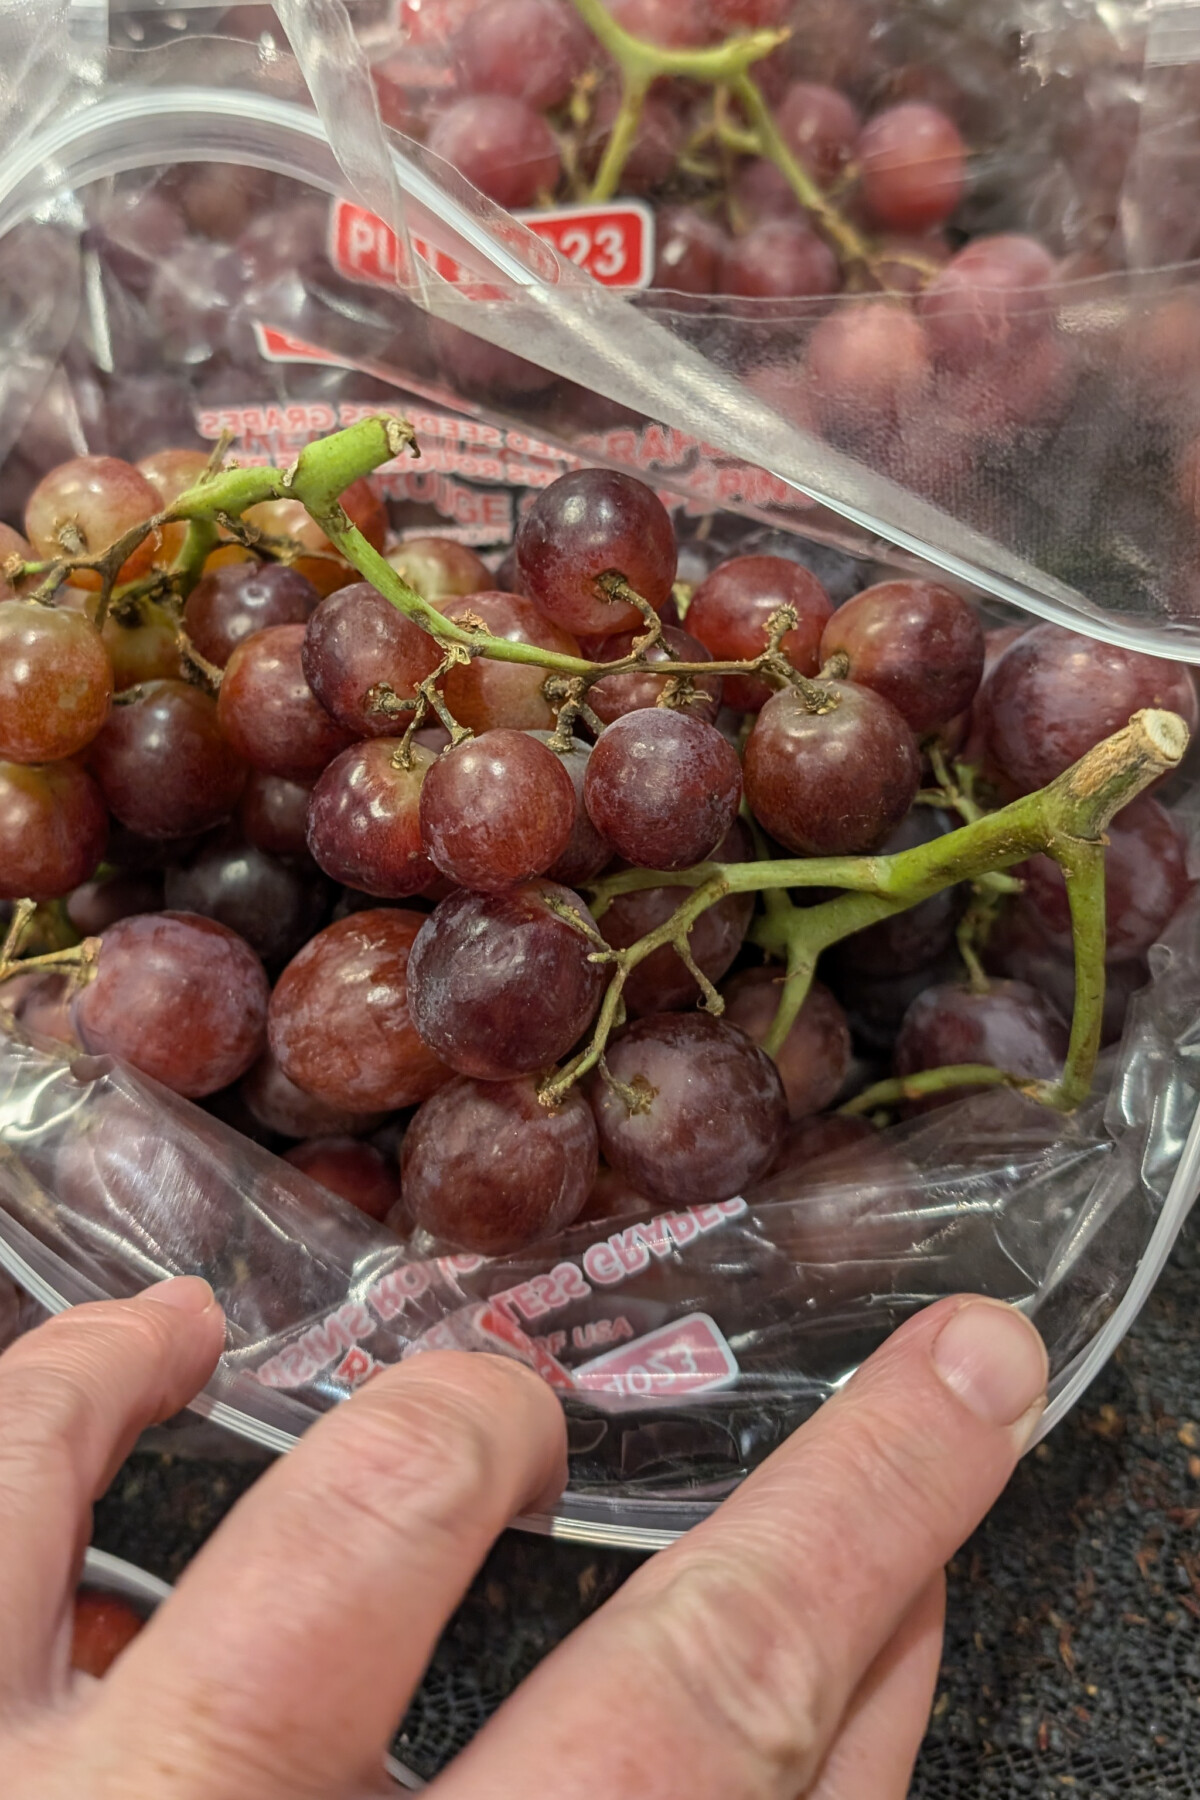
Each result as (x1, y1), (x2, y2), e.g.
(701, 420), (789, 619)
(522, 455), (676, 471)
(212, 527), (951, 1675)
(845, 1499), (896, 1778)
(2, 1277), (1048, 1799)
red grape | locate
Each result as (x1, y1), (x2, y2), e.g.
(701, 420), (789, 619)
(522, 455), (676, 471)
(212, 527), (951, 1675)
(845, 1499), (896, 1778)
(608, 0), (715, 45)
(583, 86), (685, 194)
(306, 739), (438, 898)
(767, 1109), (877, 1178)
(91, 680), (247, 839)
(776, 82), (860, 184)
(268, 910), (451, 1112)
(857, 103), (966, 232)
(241, 479), (387, 598)
(420, 729), (576, 891)
(917, 234), (1057, 371)
(302, 583), (443, 738)
(894, 978), (1070, 1108)
(71, 1593), (144, 1678)
(653, 207), (726, 295)
(818, 579), (984, 733)
(718, 220), (841, 304)
(744, 679), (921, 854)
(407, 880), (606, 1079)
(590, 1012), (786, 1204)
(436, 591), (581, 732)
(428, 317), (558, 401)
(579, 1161), (655, 1222)
(709, 0), (787, 22)
(237, 770), (314, 859)
(136, 446), (211, 563)
(983, 624), (1199, 795)
(516, 470), (677, 637)
(806, 301), (932, 438)
(185, 563), (320, 668)
(285, 1137), (402, 1222)
(402, 1075), (597, 1255)
(98, 598), (183, 692)
(89, 187), (187, 297)
(719, 967), (851, 1120)
(427, 95), (561, 210)
(163, 827), (334, 968)
(584, 709), (742, 871)
(218, 623), (355, 781)
(454, 0), (592, 111)
(870, 230), (951, 295)
(240, 1049), (385, 1140)
(525, 731), (613, 885)
(0, 761), (108, 901)
(1019, 796), (1190, 962)
(74, 911), (269, 1097)
(387, 536), (491, 601)
(7, 970), (78, 1046)
(686, 555), (833, 710)
(832, 805), (963, 978)
(68, 871), (164, 937)
(25, 455), (162, 590)
(588, 624), (722, 726)
(985, 904), (1147, 1051)
(0, 601), (113, 763)
(0, 521), (31, 598)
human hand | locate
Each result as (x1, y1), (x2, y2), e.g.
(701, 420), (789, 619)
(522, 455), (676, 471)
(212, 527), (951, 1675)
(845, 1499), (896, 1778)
(1, 1278), (1046, 1798)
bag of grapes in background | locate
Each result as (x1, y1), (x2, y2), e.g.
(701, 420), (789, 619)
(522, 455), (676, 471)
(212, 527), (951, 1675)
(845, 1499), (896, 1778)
(1, 0), (1200, 1546)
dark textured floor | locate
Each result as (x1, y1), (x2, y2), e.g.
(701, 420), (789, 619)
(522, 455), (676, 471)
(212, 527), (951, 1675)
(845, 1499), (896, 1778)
(93, 1210), (1200, 1795)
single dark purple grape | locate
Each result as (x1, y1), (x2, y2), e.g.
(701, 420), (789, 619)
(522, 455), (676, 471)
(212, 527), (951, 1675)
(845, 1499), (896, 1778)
(90, 680), (247, 840)
(420, 729), (576, 893)
(0, 761), (108, 901)
(591, 1013), (787, 1205)
(584, 709), (743, 872)
(73, 911), (269, 1098)
(719, 968), (851, 1121)
(237, 770), (314, 860)
(516, 469), (678, 638)
(744, 680), (921, 855)
(163, 826), (335, 968)
(301, 583), (443, 738)
(819, 580), (985, 734)
(217, 623), (355, 782)
(407, 881), (607, 1081)
(402, 1076), (596, 1255)
(588, 625), (723, 727)
(284, 1137), (402, 1222)
(894, 978), (1070, 1109)
(184, 563), (320, 668)
(526, 732), (613, 886)
(306, 739), (437, 899)
(831, 806), (964, 978)
(67, 871), (164, 937)
(240, 1050), (386, 1140)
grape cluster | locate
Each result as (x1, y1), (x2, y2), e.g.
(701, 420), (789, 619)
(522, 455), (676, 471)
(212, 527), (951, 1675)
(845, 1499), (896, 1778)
(0, 433), (1194, 1270)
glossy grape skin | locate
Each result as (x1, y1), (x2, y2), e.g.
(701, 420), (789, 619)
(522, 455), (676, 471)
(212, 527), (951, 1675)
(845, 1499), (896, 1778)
(590, 1012), (787, 1205)
(819, 579), (984, 733)
(284, 1137), (402, 1222)
(240, 1049), (384, 1140)
(403, 1076), (596, 1255)
(719, 968), (851, 1121)
(67, 871), (164, 937)
(718, 220), (841, 305)
(24, 456), (162, 590)
(982, 624), (1199, 795)
(1019, 796), (1190, 962)
(184, 563), (320, 668)
(516, 470), (677, 638)
(241, 479), (387, 598)
(777, 82), (860, 183)
(407, 881), (606, 1081)
(163, 827), (335, 969)
(269, 910), (451, 1113)
(589, 625), (722, 727)
(895, 978), (1070, 1109)
(597, 821), (753, 1016)
(387, 537), (490, 602)
(686, 556), (834, 710)
(653, 207), (726, 295)
(0, 601), (113, 763)
(420, 730), (576, 892)
(237, 770), (314, 859)
(525, 732), (613, 885)
(917, 235), (1056, 371)
(306, 739), (437, 898)
(857, 103), (966, 232)
(71, 1593), (144, 1679)
(584, 710), (743, 872)
(218, 624), (355, 782)
(426, 96), (561, 210)
(91, 680), (247, 839)
(454, 0), (592, 110)
(745, 680), (921, 856)
(74, 912), (269, 1097)
(806, 302), (932, 439)
(436, 591), (581, 733)
(0, 761), (108, 901)
(301, 583), (443, 739)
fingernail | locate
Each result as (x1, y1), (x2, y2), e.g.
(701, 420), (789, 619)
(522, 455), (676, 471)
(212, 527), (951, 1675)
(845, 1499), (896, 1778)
(931, 1299), (1049, 1432)
(142, 1276), (216, 1315)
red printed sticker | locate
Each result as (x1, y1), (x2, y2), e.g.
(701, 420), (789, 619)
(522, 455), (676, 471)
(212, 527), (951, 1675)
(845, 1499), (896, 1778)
(329, 197), (655, 292)
(573, 1314), (739, 1406)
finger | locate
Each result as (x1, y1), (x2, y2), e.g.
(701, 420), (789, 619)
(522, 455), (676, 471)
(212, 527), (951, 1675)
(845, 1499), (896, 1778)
(0, 1278), (224, 1704)
(93, 1351), (566, 1799)
(437, 1295), (1046, 1800)
(805, 1574), (946, 1800)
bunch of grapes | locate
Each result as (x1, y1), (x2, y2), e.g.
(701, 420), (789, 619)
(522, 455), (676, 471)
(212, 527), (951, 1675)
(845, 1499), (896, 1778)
(0, 420), (1194, 1273)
